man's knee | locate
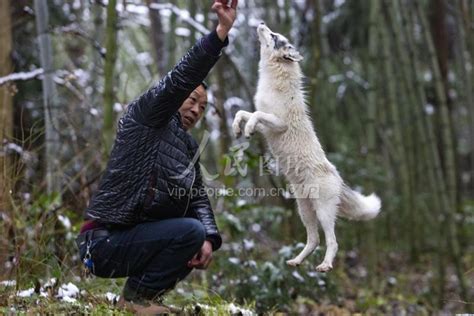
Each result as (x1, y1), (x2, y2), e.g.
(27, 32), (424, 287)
(181, 218), (206, 246)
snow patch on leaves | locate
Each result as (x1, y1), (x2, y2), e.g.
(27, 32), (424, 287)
(12, 280), (81, 303)
(196, 303), (255, 316)
(57, 214), (71, 229)
(0, 280), (16, 287)
(57, 282), (80, 302)
(17, 288), (35, 297)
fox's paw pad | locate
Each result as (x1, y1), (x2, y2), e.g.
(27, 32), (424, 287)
(232, 125), (242, 137)
(244, 124), (256, 138)
(315, 262), (333, 272)
(286, 259), (301, 267)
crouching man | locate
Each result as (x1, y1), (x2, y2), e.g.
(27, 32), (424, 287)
(76, 0), (238, 313)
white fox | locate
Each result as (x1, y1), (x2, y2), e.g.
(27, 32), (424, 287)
(232, 23), (381, 272)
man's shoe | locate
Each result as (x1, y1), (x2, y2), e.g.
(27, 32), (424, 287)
(117, 295), (171, 314)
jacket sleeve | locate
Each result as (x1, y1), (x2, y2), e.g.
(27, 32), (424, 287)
(190, 157), (222, 251)
(128, 30), (228, 128)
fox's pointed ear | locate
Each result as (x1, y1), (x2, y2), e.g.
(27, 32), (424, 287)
(283, 51), (303, 62)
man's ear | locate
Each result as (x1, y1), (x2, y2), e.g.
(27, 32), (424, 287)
(283, 50), (303, 62)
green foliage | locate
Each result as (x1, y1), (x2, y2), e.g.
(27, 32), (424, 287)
(209, 242), (332, 312)
(6, 191), (80, 289)
(209, 202), (335, 312)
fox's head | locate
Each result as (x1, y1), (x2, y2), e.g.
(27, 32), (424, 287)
(257, 23), (303, 64)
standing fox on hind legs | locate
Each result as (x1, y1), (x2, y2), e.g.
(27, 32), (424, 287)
(232, 23), (382, 272)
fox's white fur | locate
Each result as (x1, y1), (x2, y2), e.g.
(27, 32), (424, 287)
(232, 24), (381, 272)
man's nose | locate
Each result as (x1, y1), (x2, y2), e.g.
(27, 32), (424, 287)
(190, 105), (200, 117)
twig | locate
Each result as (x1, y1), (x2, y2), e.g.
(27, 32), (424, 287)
(0, 69), (44, 86)
(148, 3), (209, 34)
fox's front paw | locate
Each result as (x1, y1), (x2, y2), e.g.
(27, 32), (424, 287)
(232, 112), (245, 137)
(244, 118), (257, 138)
(232, 121), (242, 138)
(315, 262), (333, 272)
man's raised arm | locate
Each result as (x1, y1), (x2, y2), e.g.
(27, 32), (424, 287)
(129, 0), (238, 128)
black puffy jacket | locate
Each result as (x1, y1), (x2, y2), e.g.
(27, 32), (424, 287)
(85, 31), (227, 250)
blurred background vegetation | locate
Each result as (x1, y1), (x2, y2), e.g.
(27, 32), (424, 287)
(0, 0), (473, 314)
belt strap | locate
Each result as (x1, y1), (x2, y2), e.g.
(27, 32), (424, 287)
(75, 229), (110, 248)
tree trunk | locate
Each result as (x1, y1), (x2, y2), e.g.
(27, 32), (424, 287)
(102, 0), (118, 157)
(455, 0), (474, 248)
(34, 0), (61, 194)
(462, 0), (474, 196)
(214, 62), (231, 181)
(0, 0), (13, 276)
(380, 6), (416, 259)
(167, 0), (178, 70)
(387, 0), (446, 304)
(414, 0), (467, 301)
(425, 0), (458, 213)
(89, 1), (104, 109)
(146, 0), (167, 76)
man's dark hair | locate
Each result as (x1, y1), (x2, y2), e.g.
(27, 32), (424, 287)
(200, 81), (208, 90)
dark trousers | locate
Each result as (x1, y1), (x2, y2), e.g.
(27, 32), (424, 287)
(77, 218), (205, 300)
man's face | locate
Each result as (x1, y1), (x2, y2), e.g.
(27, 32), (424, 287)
(178, 85), (207, 130)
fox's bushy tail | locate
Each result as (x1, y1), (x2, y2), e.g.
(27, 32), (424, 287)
(338, 184), (381, 220)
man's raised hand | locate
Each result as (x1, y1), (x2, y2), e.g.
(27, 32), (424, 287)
(213, 0), (238, 41)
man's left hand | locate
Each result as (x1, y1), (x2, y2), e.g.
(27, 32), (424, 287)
(188, 240), (213, 269)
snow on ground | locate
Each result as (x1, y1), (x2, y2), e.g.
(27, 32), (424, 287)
(16, 288), (35, 298)
(0, 280), (16, 287)
(227, 302), (255, 316)
(196, 303), (255, 316)
(5, 279), (81, 303)
(105, 292), (119, 303)
(57, 282), (80, 302)
(4, 280), (256, 314)
(57, 214), (72, 229)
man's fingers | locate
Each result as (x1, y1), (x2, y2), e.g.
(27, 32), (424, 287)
(203, 254), (213, 269)
(190, 253), (212, 269)
(213, 0), (237, 12)
(187, 253), (200, 267)
(190, 258), (205, 269)
(199, 253), (212, 269)
(216, 0), (230, 5)
(211, 2), (222, 12)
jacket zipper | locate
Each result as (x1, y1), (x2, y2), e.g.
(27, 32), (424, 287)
(182, 167), (196, 217)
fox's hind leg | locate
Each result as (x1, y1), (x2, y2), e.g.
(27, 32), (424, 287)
(286, 198), (319, 266)
(311, 198), (339, 272)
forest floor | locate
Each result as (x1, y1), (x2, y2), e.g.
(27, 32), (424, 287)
(1, 251), (473, 315)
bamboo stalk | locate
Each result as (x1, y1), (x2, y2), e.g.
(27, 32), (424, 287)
(386, 0), (447, 304)
(380, 15), (416, 259)
(102, 0), (118, 157)
(466, 0), (474, 191)
(454, 0), (473, 249)
(364, 0), (380, 284)
(415, 1), (458, 211)
(34, 0), (61, 193)
(413, 0), (467, 301)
